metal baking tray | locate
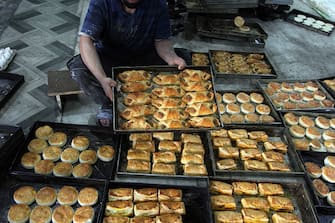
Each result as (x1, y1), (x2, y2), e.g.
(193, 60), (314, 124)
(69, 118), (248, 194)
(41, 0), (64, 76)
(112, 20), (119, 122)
(316, 206), (335, 223)
(285, 9), (335, 36)
(116, 131), (213, 181)
(209, 126), (303, 177)
(0, 72), (24, 108)
(319, 76), (335, 99)
(257, 79), (335, 112)
(209, 176), (319, 223)
(112, 65), (222, 132)
(99, 181), (212, 223)
(9, 121), (119, 183)
(0, 177), (106, 223)
(297, 151), (335, 207)
(280, 111), (335, 153)
(209, 50), (278, 79)
(216, 90), (282, 126)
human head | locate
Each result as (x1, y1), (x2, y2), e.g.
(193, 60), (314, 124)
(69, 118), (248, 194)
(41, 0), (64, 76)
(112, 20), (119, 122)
(121, 0), (142, 8)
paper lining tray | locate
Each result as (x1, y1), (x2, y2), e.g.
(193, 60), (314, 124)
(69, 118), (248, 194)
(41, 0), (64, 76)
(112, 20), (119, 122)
(112, 65), (222, 132)
(285, 9), (335, 36)
(257, 79), (335, 112)
(0, 72), (24, 108)
(116, 131), (213, 181)
(0, 177), (106, 223)
(209, 50), (277, 79)
(316, 206), (335, 223)
(216, 90), (282, 126)
(209, 126), (303, 178)
(99, 181), (212, 223)
(209, 176), (319, 223)
(319, 76), (335, 99)
(297, 151), (335, 208)
(9, 121), (119, 183)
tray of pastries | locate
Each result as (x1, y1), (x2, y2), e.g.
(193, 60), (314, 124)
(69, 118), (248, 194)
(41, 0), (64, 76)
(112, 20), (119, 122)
(9, 121), (118, 182)
(116, 131), (213, 179)
(0, 178), (105, 223)
(319, 76), (335, 99)
(0, 71), (24, 108)
(208, 126), (303, 177)
(101, 181), (212, 223)
(113, 66), (222, 132)
(282, 111), (335, 153)
(208, 50), (277, 79)
(257, 79), (335, 112)
(208, 177), (318, 223)
(285, 9), (335, 36)
(215, 90), (282, 125)
(191, 52), (210, 66)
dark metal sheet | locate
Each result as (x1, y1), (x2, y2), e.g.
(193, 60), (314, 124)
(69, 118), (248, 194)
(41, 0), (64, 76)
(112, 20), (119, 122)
(0, 72), (24, 108)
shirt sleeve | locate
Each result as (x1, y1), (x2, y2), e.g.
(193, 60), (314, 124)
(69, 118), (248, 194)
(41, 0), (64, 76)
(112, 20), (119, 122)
(80, 0), (106, 40)
(154, 0), (171, 40)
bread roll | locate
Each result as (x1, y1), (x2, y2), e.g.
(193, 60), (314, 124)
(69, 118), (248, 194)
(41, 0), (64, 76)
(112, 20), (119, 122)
(313, 179), (329, 198)
(7, 204), (31, 223)
(226, 103), (240, 114)
(289, 125), (305, 138)
(73, 206), (95, 223)
(315, 116), (330, 129)
(255, 104), (270, 115)
(108, 188), (133, 201)
(30, 205), (52, 223)
(57, 186), (78, 205)
(48, 132), (67, 147)
(240, 103), (255, 114)
(34, 160), (55, 175)
(28, 138), (48, 154)
(78, 187), (98, 206)
(323, 130), (335, 140)
(21, 152), (41, 169)
(72, 163), (93, 178)
(79, 149), (98, 164)
(35, 125), (54, 140)
(258, 183), (284, 196)
(53, 162), (73, 177)
(71, 135), (90, 151)
(134, 188), (157, 202)
(304, 162), (322, 178)
(36, 186), (57, 206)
(222, 93), (236, 104)
(236, 92), (250, 103)
(61, 148), (79, 164)
(105, 200), (133, 217)
(52, 205), (74, 223)
(250, 92), (264, 104)
(327, 191), (335, 206)
(13, 186), (36, 205)
(298, 116), (315, 128)
(42, 146), (62, 161)
(322, 166), (335, 183)
(306, 127), (322, 140)
(97, 145), (115, 162)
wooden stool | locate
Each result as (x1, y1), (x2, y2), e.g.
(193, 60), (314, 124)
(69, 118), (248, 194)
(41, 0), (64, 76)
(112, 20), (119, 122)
(47, 70), (83, 111)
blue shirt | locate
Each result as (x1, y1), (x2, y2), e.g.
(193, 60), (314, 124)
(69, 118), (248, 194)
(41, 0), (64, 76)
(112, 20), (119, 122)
(80, 0), (171, 60)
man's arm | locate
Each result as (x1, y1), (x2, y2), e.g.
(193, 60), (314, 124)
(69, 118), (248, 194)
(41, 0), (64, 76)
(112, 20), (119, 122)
(79, 35), (116, 102)
(155, 39), (186, 70)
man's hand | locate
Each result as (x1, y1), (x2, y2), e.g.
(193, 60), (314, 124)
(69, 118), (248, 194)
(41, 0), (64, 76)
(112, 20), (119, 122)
(100, 77), (117, 102)
(168, 55), (186, 70)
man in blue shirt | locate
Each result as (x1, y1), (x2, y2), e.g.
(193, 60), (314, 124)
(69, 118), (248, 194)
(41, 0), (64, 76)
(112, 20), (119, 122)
(67, 0), (186, 126)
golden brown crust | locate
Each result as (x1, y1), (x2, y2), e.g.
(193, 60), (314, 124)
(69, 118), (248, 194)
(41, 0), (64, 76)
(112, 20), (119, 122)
(153, 151), (177, 164)
(272, 212), (301, 223)
(210, 180), (233, 195)
(182, 91), (214, 104)
(103, 216), (129, 223)
(71, 135), (90, 151)
(34, 160), (55, 175)
(105, 201), (133, 217)
(108, 188), (133, 201)
(61, 148), (79, 164)
(28, 138), (48, 154)
(152, 132), (174, 141)
(183, 164), (207, 176)
(48, 132), (67, 147)
(14, 186), (36, 205)
(52, 205), (74, 223)
(181, 133), (202, 144)
(53, 162), (73, 177)
(133, 140), (155, 152)
(118, 70), (151, 82)
(73, 206), (94, 223)
(121, 81), (152, 93)
(244, 160), (268, 171)
(79, 149), (98, 165)
(181, 153), (204, 165)
(151, 163), (176, 175)
(227, 129), (248, 140)
(158, 189), (182, 202)
(180, 79), (212, 92)
(210, 129), (228, 138)
(241, 208), (268, 223)
(129, 133), (152, 142)
(156, 214), (183, 223)
(36, 186), (57, 206)
(21, 152), (41, 169)
(57, 186), (78, 205)
(236, 138), (258, 149)
(42, 146), (62, 161)
(232, 182), (258, 195)
(187, 116), (220, 128)
(183, 142), (205, 155)
(248, 131), (268, 142)
(261, 151), (285, 163)
(126, 160), (151, 173)
(216, 159), (237, 170)
(124, 92), (151, 106)
(155, 119), (188, 129)
(134, 188), (158, 202)
(97, 145), (115, 162)
(267, 162), (290, 172)
(120, 105), (155, 120)
(213, 137), (232, 148)
(122, 117), (153, 130)
(72, 163), (93, 178)
(305, 162), (322, 178)
(313, 179), (329, 198)
(35, 125), (54, 140)
(153, 108), (189, 121)
(322, 165), (335, 183)
(152, 74), (180, 85)
(127, 150), (150, 161)
(211, 195), (236, 210)
(158, 141), (181, 153)
(241, 197), (270, 212)
(258, 183), (284, 196)
(7, 204), (31, 223)
(179, 69), (211, 82)
(218, 146), (239, 159)
(214, 211), (243, 223)
(159, 201), (186, 215)
(78, 187), (98, 206)
(152, 98), (186, 109)
(185, 103), (217, 116)
(152, 86), (184, 98)
(240, 149), (262, 161)
(267, 196), (294, 212)
(30, 205), (52, 223)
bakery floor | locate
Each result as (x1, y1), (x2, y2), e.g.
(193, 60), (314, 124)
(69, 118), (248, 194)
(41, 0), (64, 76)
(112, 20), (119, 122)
(0, 0), (334, 133)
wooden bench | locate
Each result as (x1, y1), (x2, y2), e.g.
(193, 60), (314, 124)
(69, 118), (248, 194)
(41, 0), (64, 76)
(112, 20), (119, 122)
(47, 70), (83, 111)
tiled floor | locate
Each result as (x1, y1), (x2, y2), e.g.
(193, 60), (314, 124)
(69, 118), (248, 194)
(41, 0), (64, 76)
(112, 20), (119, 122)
(0, 0), (335, 133)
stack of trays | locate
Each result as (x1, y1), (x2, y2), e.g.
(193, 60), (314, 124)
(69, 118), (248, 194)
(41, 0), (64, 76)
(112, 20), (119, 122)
(113, 66), (222, 132)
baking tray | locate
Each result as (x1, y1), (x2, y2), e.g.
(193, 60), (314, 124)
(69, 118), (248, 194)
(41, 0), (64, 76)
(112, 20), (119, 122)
(116, 131), (213, 181)
(316, 206), (335, 223)
(280, 111), (335, 153)
(257, 79), (335, 112)
(0, 177), (106, 223)
(285, 9), (335, 36)
(0, 71), (24, 108)
(319, 76), (335, 99)
(112, 65), (222, 132)
(209, 126), (303, 177)
(297, 151), (335, 207)
(9, 121), (119, 183)
(209, 176), (319, 223)
(99, 181), (212, 223)
(209, 50), (278, 79)
(216, 90), (282, 126)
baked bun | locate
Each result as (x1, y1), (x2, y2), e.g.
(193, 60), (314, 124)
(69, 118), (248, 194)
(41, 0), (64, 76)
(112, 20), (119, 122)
(156, 214), (182, 223)
(61, 148), (79, 164)
(130, 216), (155, 223)
(245, 113), (259, 123)
(258, 183), (284, 196)
(78, 187), (98, 206)
(272, 212), (301, 223)
(305, 127), (321, 140)
(214, 211), (242, 223)
(42, 146), (62, 161)
(57, 186), (78, 205)
(216, 159), (237, 170)
(284, 113), (298, 125)
(52, 205), (74, 223)
(103, 216), (129, 223)
(315, 116), (330, 129)
(292, 138), (310, 151)
(298, 116), (315, 128)
(158, 189), (182, 202)
(289, 125), (305, 138)
(53, 162), (73, 177)
(73, 163), (93, 178)
(327, 191), (335, 206)
(153, 132), (174, 141)
(226, 103), (240, 114)
(255, 104), (270, 115)
(97, 145), (115, 162)
(240, 103), (255, 114)
(293, 82), (305, 92)
(36, 186), (57, 206)
(109, 188), (133, 201)
(330, 118), (335, 129)
(281, 82), (293, 92)
(30, 205), (52, 223)
(211, 195), (236, 211)
(304, 162), (322, 178)
(222, 93), (236, 104)
(210, 180), (233, 195)
(105, 200), (133, 217)
(323, 130), (335, 140)
(7, 204), (31, 223)
(313, 179), (329, 198)
(21, 152), (41, 169)
(71, 136), (90, 151)
(34, 160), (55, 175)
(28, 138), (48, 154)
(322, 166), (335, 183)
(134, 201), (159, 216)
(310, 139), (325, 152)
(325, 140), (335, 152)
(35, 125), (54, 140)
(134, 188), (157, 202)
(259, 114), (275, 123)
(79, 149), (97, 164)
(236, 92), (250, 103)
(231, 114), (245, 123)
(325, 156), (335, 168)
(48, 132), (67, 147)
(73, 206), (95, 223)
(13, 186), (36, 205)
(241, 208), (268, 223)
(250, 92), (264, 104)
